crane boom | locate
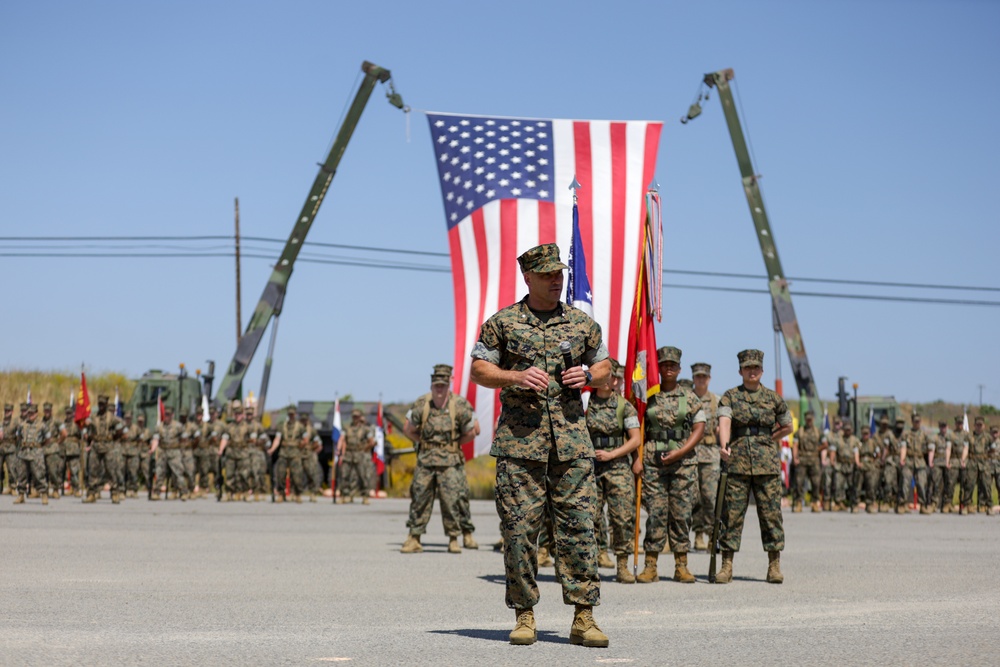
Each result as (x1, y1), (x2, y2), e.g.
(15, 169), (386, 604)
(690, 68), (822, 416)
(214, 61), (404, 407)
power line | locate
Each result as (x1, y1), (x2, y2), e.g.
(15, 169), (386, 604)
(661, 283), (1000, 307)
(4, 234), (998, 293)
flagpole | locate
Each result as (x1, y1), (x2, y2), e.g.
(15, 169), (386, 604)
(633, 422), (645, 577)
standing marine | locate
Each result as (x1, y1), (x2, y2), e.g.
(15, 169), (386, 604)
(84, 395), (124, 504)
(690, 362), (720, 548)
(14, 404), (50, 505)
(792, 411), (826, 513)
(900, 413), (929, 513)
(0, 404), (21, 495)
(715, 349), (794, 584)
(401, 364), (478, 554)
(337, 409), (375, 504)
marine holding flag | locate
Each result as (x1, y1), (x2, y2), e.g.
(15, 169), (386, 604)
(470, 243), (612, 648)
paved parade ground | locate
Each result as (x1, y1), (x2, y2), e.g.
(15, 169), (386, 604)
(2, 497), (997, 666)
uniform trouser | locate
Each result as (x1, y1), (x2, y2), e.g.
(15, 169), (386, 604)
(834, 464), (854, 505)
(821, 463), (834, 501)
(340, 451), (372, 498)
(65, 455), (81, 492)
(494, 452), (599, 610)
(88, 447), (120, 493)
(456, 472), (475, 534)
(594, 459), (636, 555)
(901, 463), (928, 507)
(16, 449), (47, 495)
(793, 459), (822, 505)
(641, 461), (696, 554)
(1, 448), (22, 491)
(928, 466), (947, 509)
(193, 448), (216, 489)
(882, 464), (906, 505)
(859, 467), (880, 507)
(406, 463), (464, 537)
(275, 453), (305, 496)
(944, 466), (963, 507)
(719, 473), (784, 553)
(139, 450), (151, 488)
(249, 449), (268, 493)
(224, 450), (251, 493)
(182, 449), (196, 491)
(159, 449), (190, 494)
(303, 452), (321, 492)
(122, 451), (141, 492)
(44, 451), (64, 492)
(963, 461), (991, 509)
(596, 508), (610, 553)
(692, 460), (720, 534)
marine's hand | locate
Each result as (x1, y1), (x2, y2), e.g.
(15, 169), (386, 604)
(793, 456), (800, 466)
(561, 366), (589, 389)
(631, 459), (643, 476)
(720, 443), (731, 462)
(516, 367), (550, 391)
(594, 449), (612, 463)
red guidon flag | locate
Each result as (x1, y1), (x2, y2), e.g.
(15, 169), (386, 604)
(427, 112), (662, 456)
(624, 192), (663, 425)
(74, 372), (91, 424)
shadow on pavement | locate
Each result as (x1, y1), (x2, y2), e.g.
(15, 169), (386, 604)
(429, 628), (563, 644)
(478, 573), (562, 585)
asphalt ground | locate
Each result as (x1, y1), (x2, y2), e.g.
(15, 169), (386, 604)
(1, 494), (998, 666)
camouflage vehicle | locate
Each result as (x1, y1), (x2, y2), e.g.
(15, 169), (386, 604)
(126, 365), (211, 425)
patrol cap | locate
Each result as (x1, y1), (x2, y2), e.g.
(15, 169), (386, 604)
(19, 402), (27, 410)
(879, 415), (890, 424)
(28, 404), (38, 413)
(657, 346), (682, 364)
(954, 415), (964, 423)
(861, 425), (871, 434)
(737, 349), (764, 368)
(64, 406), (73, 414)
(805, 410), (815, 418)
(3, 404), (12, 411)
(938, 420), (947, 428)
(678, 378), (694, 390)
(298, 411), (310, 420)
(431, 363), (453, 386)
(911, 412), (921, 422)
(124, 411), (132, 419)
(894, 417), (905, 425)
(98, 395), (109, 403)
(517, 243), (568, 274)
(974, 416), (984, 424)
(991, 425), (998, 433)
(43, 402), (53, 410)
(691, 362), (711, 377)
(231, 399), (243, 413)
(352, 408), (364, 418)
(609, 358), (623, 378)
(286, 405), (297, 413)
(137, 413), (146, 421)
(843, 422), (853, 432)
(164, 406), (174, 415)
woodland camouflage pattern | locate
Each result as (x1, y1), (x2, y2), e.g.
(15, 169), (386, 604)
(586, 394), (639, 555)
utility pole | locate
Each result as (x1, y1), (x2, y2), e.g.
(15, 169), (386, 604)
(235, 197), (242, 346)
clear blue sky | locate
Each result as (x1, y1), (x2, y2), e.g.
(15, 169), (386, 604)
(2, 0), (998, 409)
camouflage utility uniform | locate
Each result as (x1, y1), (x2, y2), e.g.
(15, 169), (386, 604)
(878, 422), (903, 511)
(340, 418), (374, 502)
(927, 428), (949, 512)
(40, 408), (65, 496)
(404, 391), (476, 540)
(587, 393), (639, 556)
(154, 418), (190, 498)
(793, 422), (825, 510)
(900, 422), (929, 511)
(717, 384), (793, 553)
(61, 414), (83, 496)
(855, 431), (880, 512)
(86, 407), (124, 500)
(300, 416), (323, 499)
(641, 382), (705, 557)
(965, 423), (991, 512)
(274, 412), (305, 500)
(223, 418), (253, 498)
(1, 408), (23, 494)
(691, 386), (720, 539)
(472, 294), (608, 611)
(831, 431), (859, 509)
(15, 413), (49, 499)
(945, 425), (968, 512)
(121, 419), (147, 495)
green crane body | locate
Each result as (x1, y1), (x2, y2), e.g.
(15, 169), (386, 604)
(214, 61), (405, 408)
(692, 68), (823, 418)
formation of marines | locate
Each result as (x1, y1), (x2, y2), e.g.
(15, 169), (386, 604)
(0, 396), (379, 505)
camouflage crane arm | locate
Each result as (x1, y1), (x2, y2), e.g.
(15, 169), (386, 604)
(214, 61), (405, 408)
(685, 68), (823, 418)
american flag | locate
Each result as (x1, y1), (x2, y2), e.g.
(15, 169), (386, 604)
(427, 112), (662, 457)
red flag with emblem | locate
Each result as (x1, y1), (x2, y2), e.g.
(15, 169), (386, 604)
(74, 372), (91, 425)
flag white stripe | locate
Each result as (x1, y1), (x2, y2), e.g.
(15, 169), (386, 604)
(457, 220), (482, 400)
(552, 120), (577, 304)
(589, 121), (613, 347)
(618, 121), (648, 361)
(514, 199), (539, 303)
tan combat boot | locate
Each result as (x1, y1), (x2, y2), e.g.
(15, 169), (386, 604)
(462, 532), (479, 549)
(74, 490), (82, 498)
(112, 492), (120, 504)
(615, 554), (635, 584)
(693, 532), (707, 551)
(597, 551), (615, 569)
(41, 493), (49, 506)
(792, 500), (803, 513)
(309, 493), (317, 503)
(13, 493), (25, 504)
(919, 505), (932, 515)
(400, 534), (423, 554)
(51, 490), (60, 499)
(673, 553), (695, 583)
(960, 507), (969, 515)
(83, 493), (97, 504)
(941, 503), (953, 514)
(569, 605), (609, 648)
(274, 494), (284, 503)
(509, 608), (536, 645)
(29, 489), (39, 499)
(537, 546), (554, 568)
(362, 496), (371, 505)
(294, 494), (302, 504)
(812, 501), (823, 513)
(150, 491), (161, 501)
(636, 552), (659, 583)
(878, 502), (888, 513)
(767, 551), (784, 584)
(448, 536), (461, 554)
(715, 551), (734, 584)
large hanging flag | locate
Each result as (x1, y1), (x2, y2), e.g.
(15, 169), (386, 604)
(332, 396), (343, 447)
(74, 372), (91, 424)
(427, 112), (662, 456)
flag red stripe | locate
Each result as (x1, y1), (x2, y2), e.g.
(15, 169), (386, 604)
(471, 208), (490, 348)
(573, 122), (594, 288)
(538, 200), (556, 246)
(498, 199), (518, 311)
(638, 123), (663, 274)
(448, 225), (468, 399)
(608, 122), (628, 359)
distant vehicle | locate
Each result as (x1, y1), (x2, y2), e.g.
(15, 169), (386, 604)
(126, 364), (209, 425)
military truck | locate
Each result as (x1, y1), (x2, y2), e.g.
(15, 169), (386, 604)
(835, 377), (901, 432)
(126, 364), (212, 426)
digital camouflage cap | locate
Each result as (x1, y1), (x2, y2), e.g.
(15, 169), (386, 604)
(691, 362), (711, 377)
(431, 364), (453, 386)
(657, 346), (682, 364)
(609, 358), (623, 378)
(738, 349), (764, 368)
(517, 243), (568, 273)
